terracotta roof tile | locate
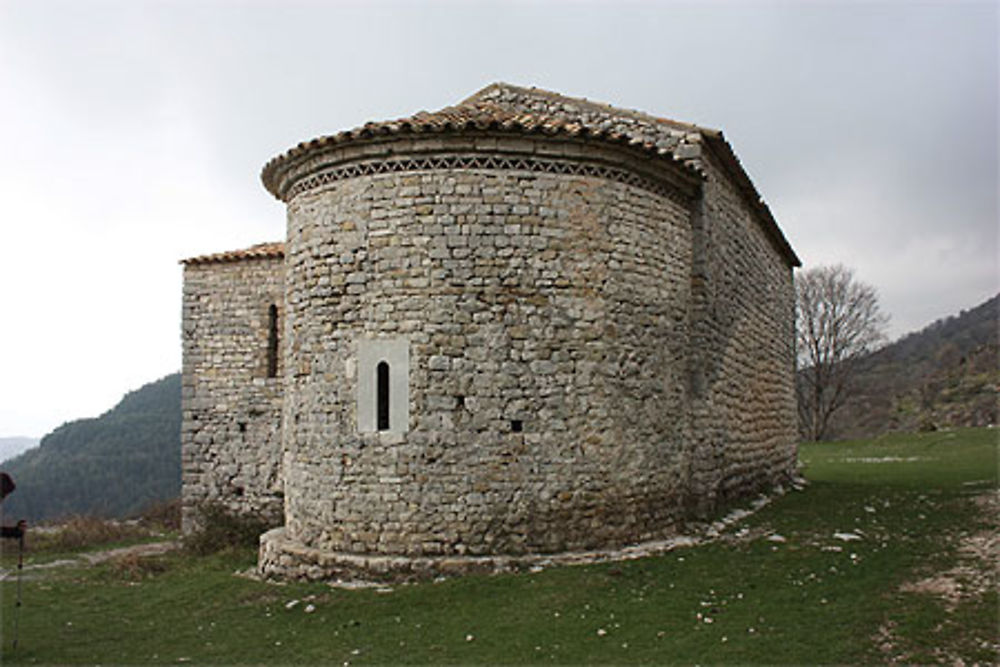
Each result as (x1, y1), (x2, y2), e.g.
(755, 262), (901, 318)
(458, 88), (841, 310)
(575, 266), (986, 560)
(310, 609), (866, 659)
(260, 99), (700, 197)
(181, 241), (284, 265)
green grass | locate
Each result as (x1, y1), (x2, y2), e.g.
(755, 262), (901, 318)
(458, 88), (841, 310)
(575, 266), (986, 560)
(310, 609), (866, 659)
(799, 426), (997, 488)
(2, 427), (996, 664)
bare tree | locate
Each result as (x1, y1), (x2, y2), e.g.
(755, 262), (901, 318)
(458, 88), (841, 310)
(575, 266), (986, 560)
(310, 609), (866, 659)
(796, 264), (889, 441)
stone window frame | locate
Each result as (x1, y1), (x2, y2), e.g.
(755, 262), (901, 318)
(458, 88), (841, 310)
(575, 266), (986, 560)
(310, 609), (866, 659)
(357, 337), (409, 434)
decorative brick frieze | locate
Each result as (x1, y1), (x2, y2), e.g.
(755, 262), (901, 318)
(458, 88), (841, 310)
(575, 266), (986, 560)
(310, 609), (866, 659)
(283, 150), (696, 206)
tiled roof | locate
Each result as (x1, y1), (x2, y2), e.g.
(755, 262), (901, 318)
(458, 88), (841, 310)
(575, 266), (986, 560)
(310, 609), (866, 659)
(463, 82), (719, 139)
(181, 241), (285, 265)
(260, 99), (703, 199)
(266, 100), (684, 155)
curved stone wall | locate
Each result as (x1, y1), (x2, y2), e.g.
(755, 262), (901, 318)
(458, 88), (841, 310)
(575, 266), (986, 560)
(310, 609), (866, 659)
(264, 132), (701, 574)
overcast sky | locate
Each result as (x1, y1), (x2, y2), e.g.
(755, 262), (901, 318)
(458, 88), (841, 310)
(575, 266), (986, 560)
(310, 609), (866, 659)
(1, 0), (996, 438)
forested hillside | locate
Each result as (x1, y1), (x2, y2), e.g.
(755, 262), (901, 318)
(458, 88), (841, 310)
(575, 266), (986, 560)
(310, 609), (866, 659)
(1, 373), (181, 523)
(829, 294), (998, 440)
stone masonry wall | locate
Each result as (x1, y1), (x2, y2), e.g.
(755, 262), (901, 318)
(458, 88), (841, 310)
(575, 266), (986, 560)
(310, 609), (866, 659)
(181, 256), (285, 533)
(685, 147), (798, 512)
(465, 85), (799, 513)
(275, 132), (699, 565)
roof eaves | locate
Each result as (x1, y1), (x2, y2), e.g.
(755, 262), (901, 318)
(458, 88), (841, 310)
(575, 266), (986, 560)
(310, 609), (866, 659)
(700, 134), (801, 268)
(181, 241), (285, 266)
(261, 101), (704, 200)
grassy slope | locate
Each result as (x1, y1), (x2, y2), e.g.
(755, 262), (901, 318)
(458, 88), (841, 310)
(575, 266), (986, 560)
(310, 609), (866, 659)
(2, 428), (996, 664)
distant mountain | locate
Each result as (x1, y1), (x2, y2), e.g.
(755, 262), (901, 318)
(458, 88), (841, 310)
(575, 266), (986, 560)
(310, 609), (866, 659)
(1, 373), (181, 523)
(0, 437), (40, 465)
(828, 294), (999, 440)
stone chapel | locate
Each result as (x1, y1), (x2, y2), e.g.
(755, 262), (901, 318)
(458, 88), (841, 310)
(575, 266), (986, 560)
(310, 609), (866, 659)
(181, 83), (801, 580)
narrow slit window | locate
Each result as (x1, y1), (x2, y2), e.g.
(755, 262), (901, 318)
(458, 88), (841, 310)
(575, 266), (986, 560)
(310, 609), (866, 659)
(376, 361), (390, 431)
(356, 338), (409, 435)
(267, 304), (279, 378)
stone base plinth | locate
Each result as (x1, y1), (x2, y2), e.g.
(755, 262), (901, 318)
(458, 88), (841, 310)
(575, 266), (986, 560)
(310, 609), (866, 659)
(258, 527), (554, 583)
(257, 488), (792, 584)
(257, 525), (693, 584)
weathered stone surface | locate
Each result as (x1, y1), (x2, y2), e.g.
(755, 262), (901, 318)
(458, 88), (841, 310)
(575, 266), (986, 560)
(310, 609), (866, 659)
(180, 84), (800, 582)
(180, 252), (285, 533)
(277, 143), (695, 561)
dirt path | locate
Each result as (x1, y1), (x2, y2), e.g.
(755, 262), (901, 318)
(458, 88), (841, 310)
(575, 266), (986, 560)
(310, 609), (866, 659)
(0, 540), (180, 580)
(876, 490), (1000, 664)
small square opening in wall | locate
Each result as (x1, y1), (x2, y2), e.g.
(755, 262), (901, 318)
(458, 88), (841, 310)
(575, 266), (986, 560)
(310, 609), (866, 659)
(511, 419), (523, 433)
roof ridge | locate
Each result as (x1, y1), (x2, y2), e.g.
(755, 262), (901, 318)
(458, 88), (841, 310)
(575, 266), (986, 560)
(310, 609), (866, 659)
(461, 82), (721, 137)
